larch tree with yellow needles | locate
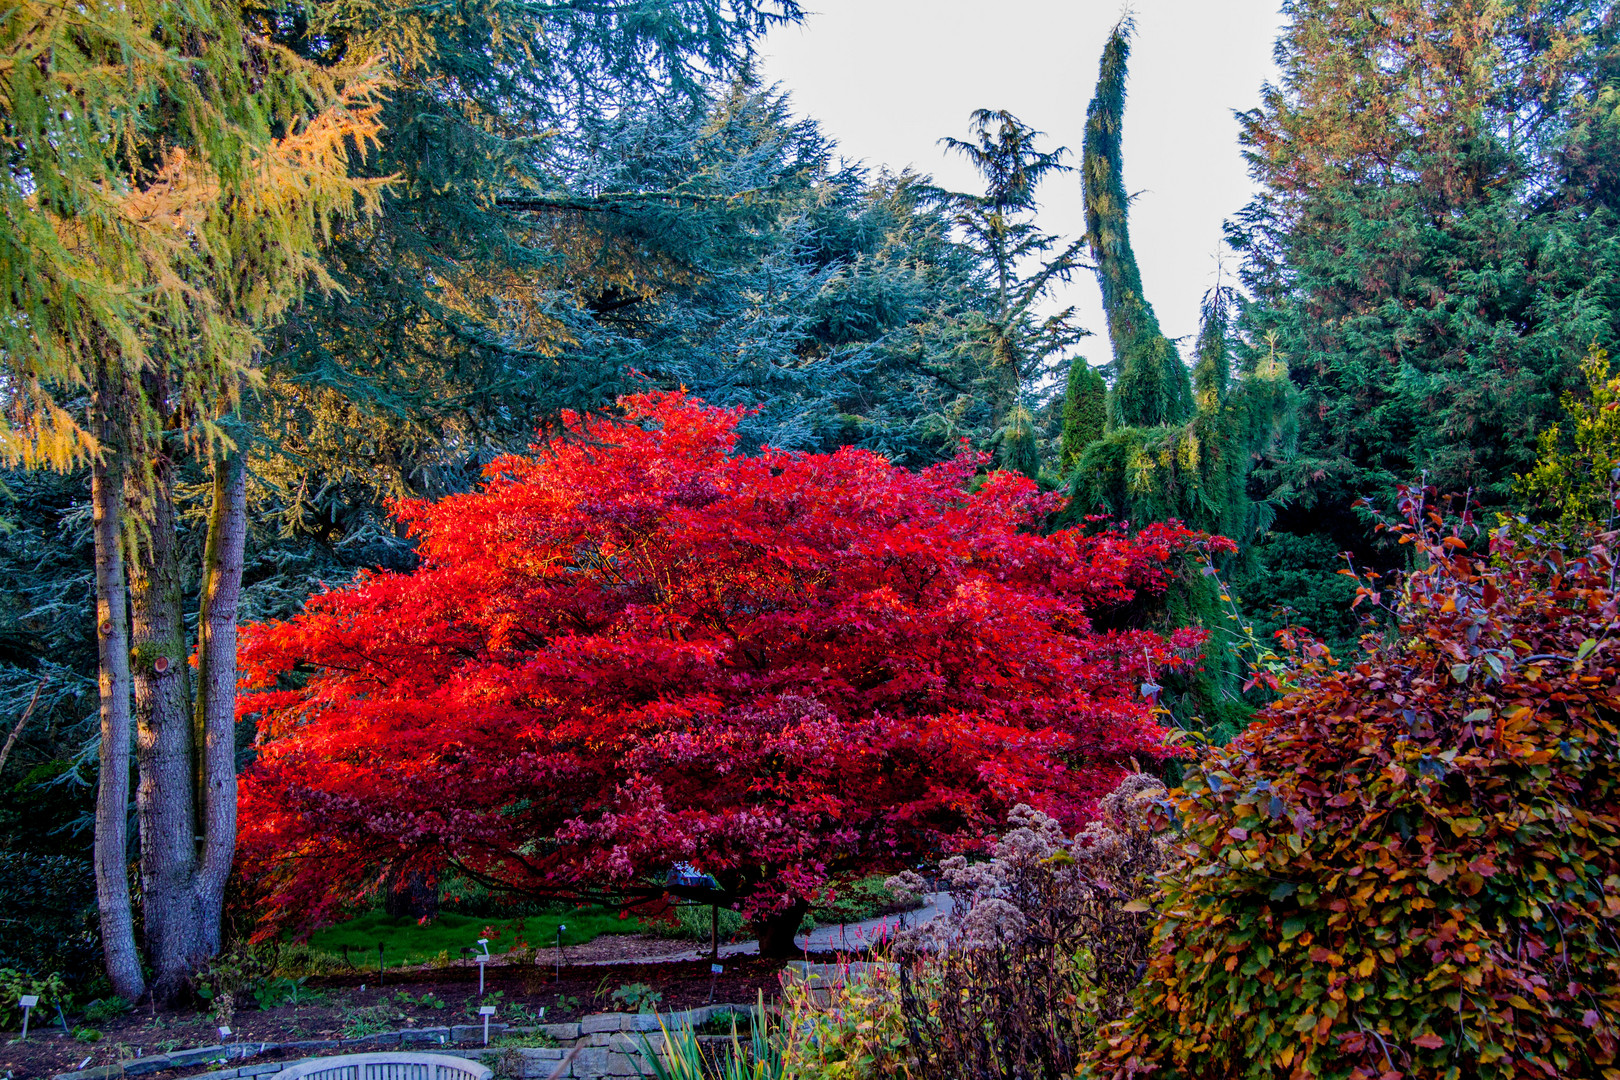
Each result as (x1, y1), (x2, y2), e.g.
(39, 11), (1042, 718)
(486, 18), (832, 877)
(0, 0), (386, 1002)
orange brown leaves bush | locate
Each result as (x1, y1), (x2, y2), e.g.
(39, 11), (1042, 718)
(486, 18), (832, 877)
(1096, 490), (1620, 1079)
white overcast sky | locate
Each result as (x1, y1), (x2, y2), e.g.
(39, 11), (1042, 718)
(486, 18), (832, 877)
(759, 0), (1285, 370)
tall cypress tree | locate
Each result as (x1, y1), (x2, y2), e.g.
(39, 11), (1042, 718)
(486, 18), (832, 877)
(1059, 360), (1108, 473)
(1083, 18), (1192, 430)
(1068, 22), (1298, 737)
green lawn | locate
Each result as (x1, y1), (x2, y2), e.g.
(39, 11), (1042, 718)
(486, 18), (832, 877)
(305, 908), (644, 967)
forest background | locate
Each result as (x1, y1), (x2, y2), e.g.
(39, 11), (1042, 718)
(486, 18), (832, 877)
(4, 0), (1620, 1001)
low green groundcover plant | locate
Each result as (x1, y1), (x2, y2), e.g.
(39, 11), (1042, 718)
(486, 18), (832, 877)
(1095, 497), (1620, 1079)
(304, 908), (637, 966)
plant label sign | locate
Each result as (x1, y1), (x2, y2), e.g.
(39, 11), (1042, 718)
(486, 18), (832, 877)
(479, 1005), (496, 1046)
(18, 996), (37, 1008)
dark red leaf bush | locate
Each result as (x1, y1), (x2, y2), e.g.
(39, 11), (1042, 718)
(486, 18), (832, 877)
(235, 392), (1216, 945)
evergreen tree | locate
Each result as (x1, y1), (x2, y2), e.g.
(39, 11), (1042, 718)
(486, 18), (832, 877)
(1083, 18), (1192, 430)
(1231, 0), (1620, 643)
(935, 110), (1089, 473)
(1068, 24), (1298, 736)
(0, 0), (386, 1000)
(1070, 24), (1295, 546)
(255, 1), (806, 534)
(1059, 361), (1108, 473)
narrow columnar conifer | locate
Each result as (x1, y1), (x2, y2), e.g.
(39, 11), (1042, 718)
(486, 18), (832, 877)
(1083, 18), (1192, 431)
(1060, 361), (1108, 474)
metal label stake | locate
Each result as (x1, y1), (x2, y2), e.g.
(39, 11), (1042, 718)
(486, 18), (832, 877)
(17, 995), (36, 1040)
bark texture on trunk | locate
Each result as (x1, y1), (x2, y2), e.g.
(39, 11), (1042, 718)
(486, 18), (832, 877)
(193, 450), (247, 958)
(90, 362), (146, 1004)
(128, 443), (201, 1005)
(754, 898), (810, 959)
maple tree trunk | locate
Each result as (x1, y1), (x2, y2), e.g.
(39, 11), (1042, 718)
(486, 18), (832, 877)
(129, 443), (202, 1005)
(193, 449), (246, 960)
(384, 867), (439, 921)
(90, 362), (146, 1004)
(753, 898), (809, 959)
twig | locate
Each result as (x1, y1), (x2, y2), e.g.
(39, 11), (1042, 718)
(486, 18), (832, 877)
(0, 676), (49, 777)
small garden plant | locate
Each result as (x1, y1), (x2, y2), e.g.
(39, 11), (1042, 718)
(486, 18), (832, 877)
(610, 983), (663, 1014)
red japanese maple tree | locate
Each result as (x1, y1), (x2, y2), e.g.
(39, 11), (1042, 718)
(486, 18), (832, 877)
(236, 392), (1216, 953)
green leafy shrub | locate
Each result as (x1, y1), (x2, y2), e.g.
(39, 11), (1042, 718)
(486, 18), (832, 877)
(340, 1003), (402, 1038)
(394, 990), (445, 1010)
(80, 996), (130, 1025)
(194, 945), (276, 1026)
(273, 943), (347, 977)
(811, 876), (921, 926)
(251, 976), (321, 1010)
(779, 961), (910, 1079)
(1095, 498), (1620, 1079)
(0, 969), (68, 1029)
(650, 904), (745, 942)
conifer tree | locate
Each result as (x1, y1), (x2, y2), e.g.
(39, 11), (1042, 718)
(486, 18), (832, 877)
(936, 110), (1088, 472)
(0, 0), (385, 1001)
(1060, 361), (1108, 473)
(1083, 18), (1192, 430)
(254, 2), (806, 529)
(1068, 23), (1298, 735)
(1231, 0), (1620, 643)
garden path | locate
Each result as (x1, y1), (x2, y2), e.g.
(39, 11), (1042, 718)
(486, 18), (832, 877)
(575, 892), (954, 965)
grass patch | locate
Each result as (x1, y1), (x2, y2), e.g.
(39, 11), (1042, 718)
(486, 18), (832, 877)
(305, 908), (641, 967)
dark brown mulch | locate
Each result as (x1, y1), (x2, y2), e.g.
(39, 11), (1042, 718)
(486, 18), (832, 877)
(0, 953), (849, 1080)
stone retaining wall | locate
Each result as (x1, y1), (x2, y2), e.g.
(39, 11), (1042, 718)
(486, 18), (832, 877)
(50, 1005), (751, 1080)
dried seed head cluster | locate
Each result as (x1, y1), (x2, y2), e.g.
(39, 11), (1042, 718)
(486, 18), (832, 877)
(887, 775), (1173, 1080)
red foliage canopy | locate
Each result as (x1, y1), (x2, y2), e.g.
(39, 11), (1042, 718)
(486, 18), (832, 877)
(236, 393), (1214, 941)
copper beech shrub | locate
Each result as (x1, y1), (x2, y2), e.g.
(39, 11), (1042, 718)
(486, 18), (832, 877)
(1097, 492), (1620, 1080)
(234, 392), (1219, 948)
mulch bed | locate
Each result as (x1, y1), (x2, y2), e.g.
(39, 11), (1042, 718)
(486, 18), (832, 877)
(0, 952), (852, 1080)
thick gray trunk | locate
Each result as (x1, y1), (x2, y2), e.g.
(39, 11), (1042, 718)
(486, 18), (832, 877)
(128, 445), (201, 1006)
(753, 898), (809, 960)
(90, 363), (146, 1003)
(193, 450), (246, 958)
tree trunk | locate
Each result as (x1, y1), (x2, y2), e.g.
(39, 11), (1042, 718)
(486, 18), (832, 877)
(753, 899), (809, 959)
(193, 450), (247, 959)
(128, 442), (201, 1006)
(90, 361), (146, 1004)
(988, 326), (1021, 437)
(384, 867), (439, 922)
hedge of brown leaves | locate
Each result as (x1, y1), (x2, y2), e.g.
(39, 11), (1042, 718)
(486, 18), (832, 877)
(1095, 496), (1620, 1079)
